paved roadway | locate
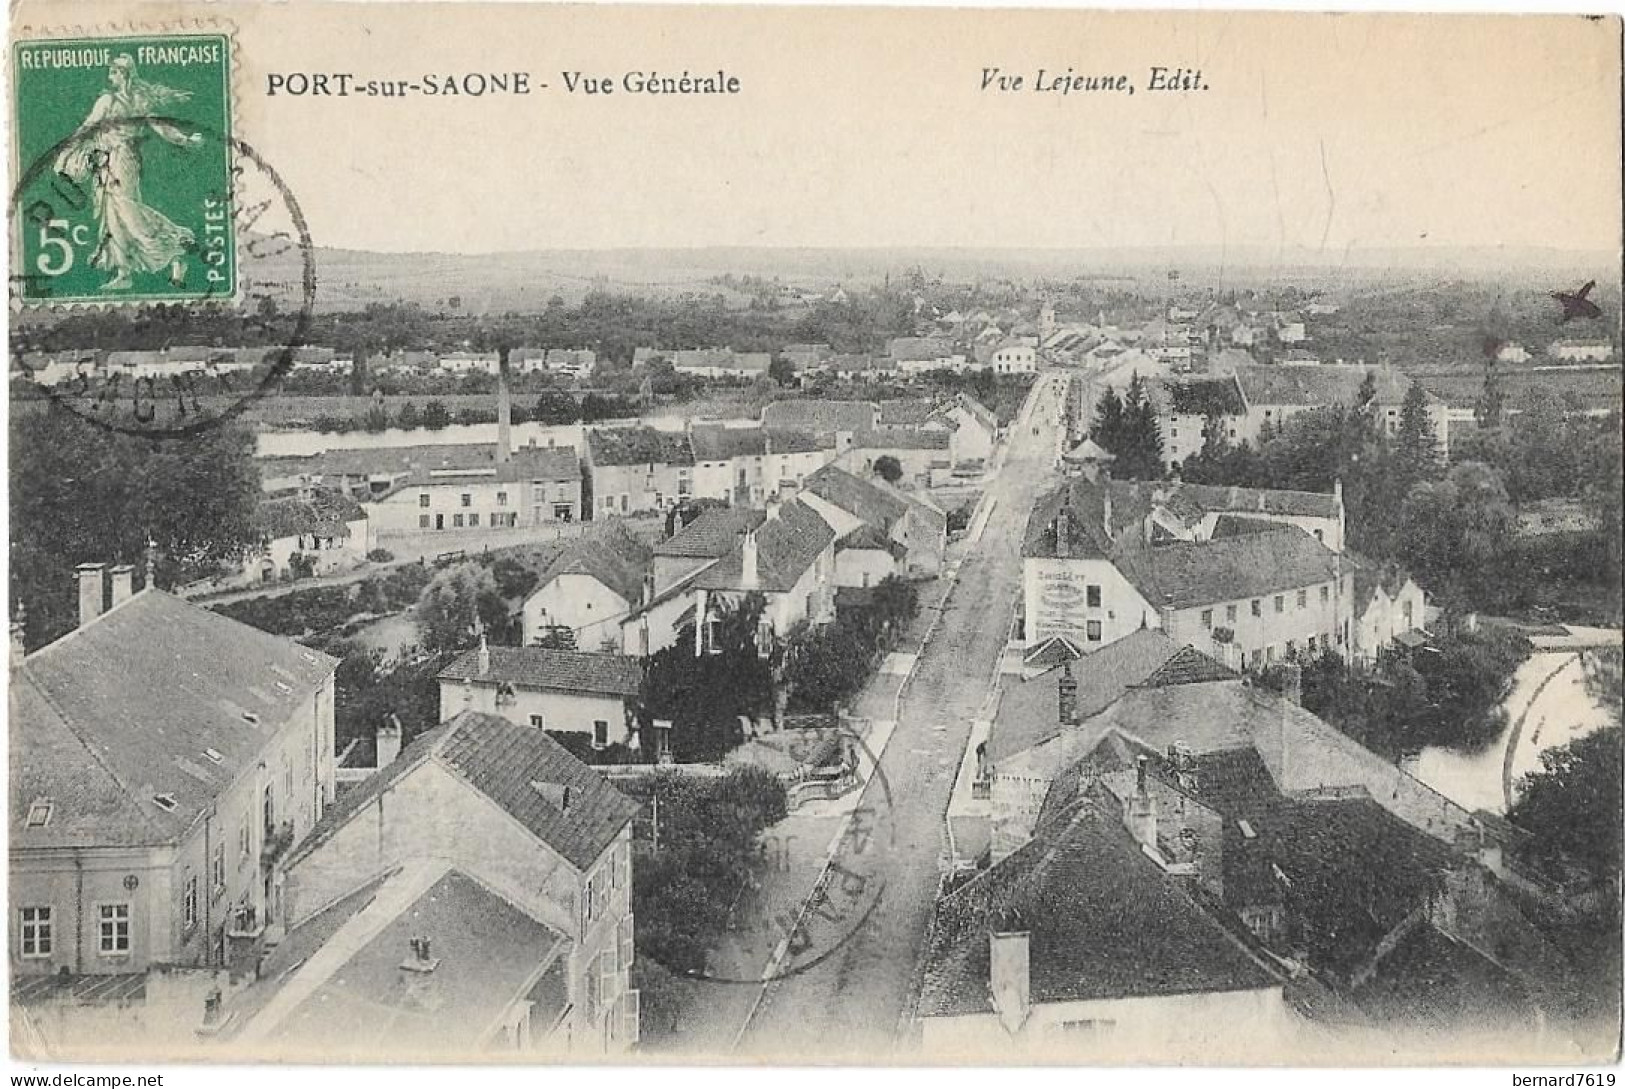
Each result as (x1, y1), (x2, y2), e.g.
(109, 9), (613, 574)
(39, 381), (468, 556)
(731, 370), (1071, 1059)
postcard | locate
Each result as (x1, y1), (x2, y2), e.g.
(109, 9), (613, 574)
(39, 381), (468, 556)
(6, 0), (1622, 1070)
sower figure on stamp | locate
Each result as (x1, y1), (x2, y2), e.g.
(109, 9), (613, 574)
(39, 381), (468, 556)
(53, 54), (202, 291)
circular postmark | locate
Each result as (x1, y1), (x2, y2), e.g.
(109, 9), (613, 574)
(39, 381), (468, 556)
(10, 115), (315, 439)
(647, 719), (898, 988)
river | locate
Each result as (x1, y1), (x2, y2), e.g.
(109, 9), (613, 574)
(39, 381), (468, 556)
(1410, 644), (1619, 815)
(255, 412), (756, 458)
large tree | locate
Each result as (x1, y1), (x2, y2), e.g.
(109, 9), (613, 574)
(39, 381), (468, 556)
(10, 405), (262, 648)
(1509, 725), (1622, 881)
(415, 563), (505, 656)
(641, 593), (777, 761)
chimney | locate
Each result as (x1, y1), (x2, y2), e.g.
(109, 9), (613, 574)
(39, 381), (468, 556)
(10, 603), (27, 667)
(1057, 662), (1077, 724)
(642, 571), (655, 608)
(741, 530), (759, 590)
(476, 632), (491, 676)
(376, 713), (403, 768)
(401, 936), (440, 973)
(76, 562), (106, 628)
(1101, 472), (1113, 540)
(1281, 661), (1303, 707)
(765, 499), (781, 523)
(1125, 756), (1158, 849)
(109, 564), (135, 608)
(988, 927), (1031, 1034)
(1055, 508), (1071, 558)
(496, 350), (512, 464)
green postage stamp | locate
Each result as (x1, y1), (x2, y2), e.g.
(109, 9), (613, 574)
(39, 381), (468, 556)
(11, 33), (235, 304)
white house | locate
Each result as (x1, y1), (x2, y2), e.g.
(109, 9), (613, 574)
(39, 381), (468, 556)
(988, 339), (1038, 375)
(245, 491), (372, 584)
(437, 641), (645, 750)
(519, 529), (654, 652)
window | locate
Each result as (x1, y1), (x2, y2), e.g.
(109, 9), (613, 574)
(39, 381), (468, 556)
(418, 494), (430, 508)
(25, 799), (52, 828)
(20, 907), (52, 958)
(496, 491), (508, 506)
(1402, 600), (1414, 624)
(1274, 595), (1284, 614)
(1086, 585), (1102, 609)
(453, 513), (465, 528)
(212, 843), (226, 896)
(530, 714), (545, 729)
(98, 904), (131, 955)
(602, 496), (614, 511)
(1226, 604), (1237, 623)
(419, 514), (431, 529)
(183, 872), (198, 931)
(616, 843), (631, 892)
(1201, 609), (1213, 629)
(460, 493), (472, 508)
(599, 946), (619, 1007)
(583, 874), (596, 926)
(240, 822), (251, 857)
(1297, 589), (1308, 609)
(1308, 635), (1319, 654)
(1320, 585), (1330, 604)
(1251, 599), (1262, 618)
(1086, 620), (1102, 642)
(469, 513), (479, 527)
(619, 912), (635, 972)
(593, 721), (610, 750)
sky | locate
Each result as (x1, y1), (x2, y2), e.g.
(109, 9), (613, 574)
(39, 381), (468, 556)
(14, 2), (1623, 259)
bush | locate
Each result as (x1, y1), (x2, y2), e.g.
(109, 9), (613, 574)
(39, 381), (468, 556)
(366, 548), (395, 563)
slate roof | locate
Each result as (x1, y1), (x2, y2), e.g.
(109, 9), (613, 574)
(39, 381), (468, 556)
(877, 399), (941, 426)
(761, 400), (878, 435)
(1235, 364), (1424, 409)
(236, 864), (569, 1059)
(12, 590), (337, 850)
(1343, 550), (1417, 615)
(988, 629), (1183, 764)
(803, 465), (907, 532)
(389, 444), (580, 493)
(253, 490), (366, 541)
(851, 428), (952, 451)
(655, 505), (766, 559)
(1021, 634), (1084, 672)
(439, 645), (644, 698)
(586, 426), (694, 467)
(534, 528), (653, 605)
(1116, 526), (1339, 610)
(692, 499), (836, 593)
(287, 712), (640, 872)
(918, 796), (1280, 1018)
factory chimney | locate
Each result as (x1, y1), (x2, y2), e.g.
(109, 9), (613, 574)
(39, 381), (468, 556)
(496, 347), (513, 464)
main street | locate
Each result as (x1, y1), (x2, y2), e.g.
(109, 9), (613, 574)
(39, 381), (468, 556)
(730, 370), (1071, 1058)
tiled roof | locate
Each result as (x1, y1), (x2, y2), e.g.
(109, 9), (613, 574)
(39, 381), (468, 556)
(877, 399), (940, 426)
(766, 429), (829, 455)
(918, 796), (1280, 1018)
(1235, 363), (1425, 409)
(1022, 635), (1084, 672)
(803, 465), (907, 533)
(761, 400), (878, 435)
(289, 712), (640, 872)
(690, 425), (766, 461)
(12, 591), (337, 849)
(851, 428), (952, 451)
(377, 445), (579, 497)
(692, 499), (835, 593)
(655, 505), (766, 559)
(988, 629), (1183, 764)
(586, 426), (694, 467)
(253, 490), (366, 541)
(1139, 645), (1239, 687)
(1117, 526), (1339, 610)
(235, 864), (569, 1059)
(535, 528), (652, 605)
(888, 336), (957, 362)
(837, 523), (905, 558)
(439, 645), (644, 698)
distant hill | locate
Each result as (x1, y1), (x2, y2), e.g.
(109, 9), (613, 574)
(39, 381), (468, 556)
(246, 242), (1618, 315)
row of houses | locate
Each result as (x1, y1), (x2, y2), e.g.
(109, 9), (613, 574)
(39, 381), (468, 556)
(10, 563), (642, 1060)
(1021, 474), (1426, 673)
(1156, 362), (1451, 468)
(259, 394), (999, 542)
(14, 347), (603, 387)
